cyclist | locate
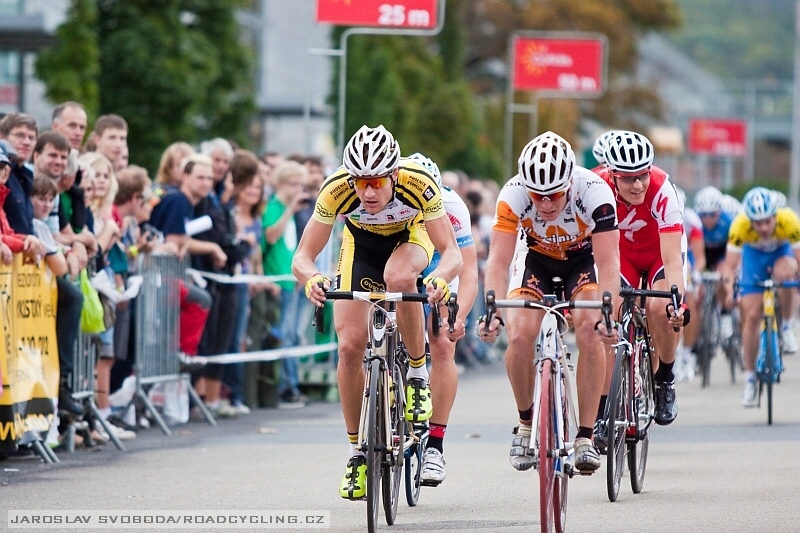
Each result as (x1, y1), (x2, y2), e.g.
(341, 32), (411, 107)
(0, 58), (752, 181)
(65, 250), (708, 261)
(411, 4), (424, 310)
(405, 152), (478, 485)
(720, 187), (800, 407)
(676, 186), (705, 381)
(480, 131), (621, 474)
(721, 193), (743, 219)
(596, 131), (688, 428)
(292, 125), (462, 499)
(590, 129), (619, 173)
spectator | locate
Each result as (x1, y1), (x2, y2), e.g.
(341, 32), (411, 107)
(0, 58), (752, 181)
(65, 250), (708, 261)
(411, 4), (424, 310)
(149, 154), (236, 417)
(156, 142), (195, 191)
(0, 112), (37, 235)
(51, 101), (88, 151)
(0, 151), (40, 262)
(200, 138), (234, 203)
(259, 151), (284, 200)
(89, 114), (128, 173)
(263, 161), (311, 408)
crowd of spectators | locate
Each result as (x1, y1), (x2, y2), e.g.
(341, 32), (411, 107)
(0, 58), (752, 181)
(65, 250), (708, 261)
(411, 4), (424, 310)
(0, 101), (502, 450)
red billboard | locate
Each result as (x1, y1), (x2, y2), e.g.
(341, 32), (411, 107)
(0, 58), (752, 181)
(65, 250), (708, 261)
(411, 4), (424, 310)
(512, 36), (605, 95)
(689, 119), (747, 157)
(316, 0), (438, 28)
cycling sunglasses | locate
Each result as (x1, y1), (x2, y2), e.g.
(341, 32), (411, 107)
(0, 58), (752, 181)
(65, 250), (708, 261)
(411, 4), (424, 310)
(349, 175), (392, 190)
(529, 189), (568, 202)
(612, 170), (651, 185)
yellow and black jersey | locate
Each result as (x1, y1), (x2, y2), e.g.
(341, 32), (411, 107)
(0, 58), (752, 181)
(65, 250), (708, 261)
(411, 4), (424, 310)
(312, 161), (446, 236)
(728, 207), (800, 253)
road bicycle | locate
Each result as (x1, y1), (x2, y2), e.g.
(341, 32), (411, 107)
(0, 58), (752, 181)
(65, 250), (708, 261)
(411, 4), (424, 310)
(484, 286), (613, 533)
(720, 306), (742, 385)
(315, 290), (455, 531)
(738, 279), (797, 425)
(696, 272), (722, 387)
(603, 281), (679, 502)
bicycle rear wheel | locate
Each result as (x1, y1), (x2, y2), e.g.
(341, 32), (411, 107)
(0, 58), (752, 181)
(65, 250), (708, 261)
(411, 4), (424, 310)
(629, 340), (654, 494)
(382, 361), (405, 524)
(554, 367), (568, 533)
(404, 427), (424, 506)
(365, 359), (382, 533)
(765, 317), (777, 426)
(606, 344), (628, 502)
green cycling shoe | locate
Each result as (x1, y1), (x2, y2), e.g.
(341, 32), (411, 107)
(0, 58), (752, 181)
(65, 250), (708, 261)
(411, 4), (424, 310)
(405, 378), (433, 422)
(339, 455), (367, 499)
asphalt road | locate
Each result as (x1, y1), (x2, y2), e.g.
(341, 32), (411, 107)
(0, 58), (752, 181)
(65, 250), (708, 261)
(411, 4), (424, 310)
(2, 349), (799, 533)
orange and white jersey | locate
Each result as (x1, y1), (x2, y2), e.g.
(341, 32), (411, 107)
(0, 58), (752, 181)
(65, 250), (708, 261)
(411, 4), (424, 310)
(492, 166), (618, 260)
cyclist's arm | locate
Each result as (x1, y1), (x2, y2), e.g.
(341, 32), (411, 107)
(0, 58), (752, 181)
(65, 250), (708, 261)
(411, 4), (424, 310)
(691, 234), (706, 273)
(292, 218), (334, 302)
(424, 215), (463, 284)
(720, 247), (742, 308)
(659, 230), (685, 297)
(454, 243), (479, 324)
(483, 229), (518, 321)
(592, 228), (621, 312)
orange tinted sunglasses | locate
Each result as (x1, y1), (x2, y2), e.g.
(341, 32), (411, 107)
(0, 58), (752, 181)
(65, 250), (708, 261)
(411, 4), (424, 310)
(612, 170), (651, 185)
(350, 176), (391, 190)
(529, 189), (568, 202)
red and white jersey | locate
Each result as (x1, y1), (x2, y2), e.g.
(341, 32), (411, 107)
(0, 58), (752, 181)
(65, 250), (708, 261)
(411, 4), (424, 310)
(596, 166), (684, 252)
(492, 166), (617, 261)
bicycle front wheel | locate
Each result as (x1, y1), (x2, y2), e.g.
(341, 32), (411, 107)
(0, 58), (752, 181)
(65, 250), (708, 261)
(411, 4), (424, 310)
(382, 361), (405, 523)
(404, 432), (423, 507)
(537, 360), (565, 533)
(765, 317), (777, 426)
(606, 344), (628, 502)
(629, 340), (654, 494)
(365, 359), (382, 533)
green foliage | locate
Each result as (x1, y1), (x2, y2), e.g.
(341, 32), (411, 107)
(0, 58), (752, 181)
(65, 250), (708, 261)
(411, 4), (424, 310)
(668, 0), (795, 80)
(37, 0), (255, 173)
(726, 179), (788, 202)
(35, 0), (101, 118)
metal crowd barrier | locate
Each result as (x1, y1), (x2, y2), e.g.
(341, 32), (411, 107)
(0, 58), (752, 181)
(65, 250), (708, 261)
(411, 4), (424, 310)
(66, 260), (126, 452)
(133, 254), (214, 435)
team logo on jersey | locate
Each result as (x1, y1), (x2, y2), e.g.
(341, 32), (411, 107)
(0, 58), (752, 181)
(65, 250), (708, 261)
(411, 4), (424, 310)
(424, 199), (443, 214)
(423, 186), (436, 201)
(399, 208), (411, 216)
(386, 214), (395, 221)
(526, 274), (540, 289)
(618, 210), (647, 242)
(448, 213), (462, 232)
(576, 271), (591, 287)
(316, 205), (334, 218)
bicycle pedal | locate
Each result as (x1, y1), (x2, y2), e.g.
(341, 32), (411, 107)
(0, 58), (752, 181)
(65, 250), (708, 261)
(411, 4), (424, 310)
(577, 469), (596, 477)
(420, 480), (441, 487)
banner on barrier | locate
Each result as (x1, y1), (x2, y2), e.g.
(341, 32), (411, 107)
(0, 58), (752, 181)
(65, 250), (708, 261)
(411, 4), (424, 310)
(0, 256), (59, 451)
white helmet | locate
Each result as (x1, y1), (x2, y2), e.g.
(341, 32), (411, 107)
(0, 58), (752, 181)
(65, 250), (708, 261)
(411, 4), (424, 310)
(342, 125), (400, 177)
(773, 190), (787, 208)
(604, 131), (654, 173)
(694, 186), (723, 214)
(405, 152), (442, 188)
(742, 187), (779, 221)
(720, 194), (742, 218)
(518, 131), (576, 195)
(592, 130), (618, 165)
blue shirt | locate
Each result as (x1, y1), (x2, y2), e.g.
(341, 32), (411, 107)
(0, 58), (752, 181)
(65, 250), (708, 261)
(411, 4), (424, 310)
(3, 164), (34, 235)
(149, 190), (194, 236)
(702, 211), (733, 250)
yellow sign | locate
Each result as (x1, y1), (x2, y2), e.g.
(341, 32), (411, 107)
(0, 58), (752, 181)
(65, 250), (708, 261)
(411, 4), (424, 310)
(0, 256), (59, 448)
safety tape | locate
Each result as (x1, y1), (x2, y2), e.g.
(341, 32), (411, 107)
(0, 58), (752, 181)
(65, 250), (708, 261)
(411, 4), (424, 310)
(180, 342), (338, 365)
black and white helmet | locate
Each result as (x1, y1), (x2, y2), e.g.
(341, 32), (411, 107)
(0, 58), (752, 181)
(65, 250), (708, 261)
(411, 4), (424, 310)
(342, 125), (400, 177)
(518, 131), (576, 195)
(405, 152), (442, 188)
(604, 131), (654, 173)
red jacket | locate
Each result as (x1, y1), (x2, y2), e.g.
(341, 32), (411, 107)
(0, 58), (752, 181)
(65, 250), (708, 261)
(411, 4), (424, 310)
(0, 184), (25, 253)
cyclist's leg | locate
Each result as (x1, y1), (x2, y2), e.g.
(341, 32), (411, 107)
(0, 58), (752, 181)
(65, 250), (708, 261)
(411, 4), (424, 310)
(772, 249), (798, 353)
(505, 248), (545, 470)
(568, 271), (604, 472)
(738, 245), (770, 406)
(647, 270), (681, 425)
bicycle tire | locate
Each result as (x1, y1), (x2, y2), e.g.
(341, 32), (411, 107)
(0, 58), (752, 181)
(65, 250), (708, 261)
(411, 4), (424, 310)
(365, 359), (382, 533)
(554, 365), (568, 533)
(537, 359), (557, 533)
(404, 434), (423, 506)
(382, 361), (405, 524)
(765, 316), (776, 426)
(606, 343), (628, 502)
(698, 303), (718, 387)
(629, 338), (653, 494)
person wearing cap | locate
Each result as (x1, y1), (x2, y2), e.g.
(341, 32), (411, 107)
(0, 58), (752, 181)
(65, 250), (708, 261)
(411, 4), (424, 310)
(292, 125), (461, 499)
(480, 131), (620, 474)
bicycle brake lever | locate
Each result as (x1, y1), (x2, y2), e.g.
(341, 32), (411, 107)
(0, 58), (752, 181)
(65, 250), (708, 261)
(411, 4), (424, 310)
(447, 294), (459, 334)
(668, 284), (681, 332)
(484, 290), (496, 335)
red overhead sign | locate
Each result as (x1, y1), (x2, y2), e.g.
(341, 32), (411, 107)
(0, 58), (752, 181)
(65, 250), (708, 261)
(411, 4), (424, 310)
(316, 0), (438, 28)
(689, 119), (747, 157)
(512, 36), (605, 95)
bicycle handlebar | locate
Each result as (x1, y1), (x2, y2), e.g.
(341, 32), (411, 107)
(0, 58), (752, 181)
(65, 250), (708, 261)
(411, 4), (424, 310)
(620, 284), (682, 332)
(483, 290), (614, 334)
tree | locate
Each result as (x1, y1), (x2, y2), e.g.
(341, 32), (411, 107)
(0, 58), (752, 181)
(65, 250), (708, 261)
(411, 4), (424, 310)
(36, 0), (256, 172)
(35, 0), (101, 119)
